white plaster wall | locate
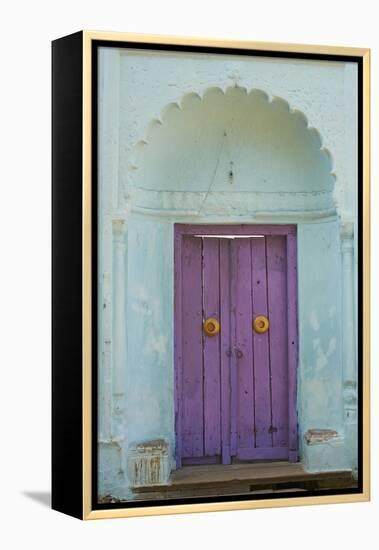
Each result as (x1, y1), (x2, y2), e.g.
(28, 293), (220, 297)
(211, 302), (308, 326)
(98, 47), (358, 498)
(297, 221), (344, 433)
(125, 214), (174, 448)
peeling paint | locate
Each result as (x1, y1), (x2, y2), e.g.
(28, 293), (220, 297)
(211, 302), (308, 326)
(128, 440), (170, 488)
(309, 310), (320, 331)
(312, 335), (337, 371)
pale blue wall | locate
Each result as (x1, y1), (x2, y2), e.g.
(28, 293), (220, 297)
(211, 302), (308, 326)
(125, 214), (174, 449)
(297, 221), (344, 433)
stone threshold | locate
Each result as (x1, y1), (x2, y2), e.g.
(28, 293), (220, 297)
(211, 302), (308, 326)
(131, 461), (355, 500)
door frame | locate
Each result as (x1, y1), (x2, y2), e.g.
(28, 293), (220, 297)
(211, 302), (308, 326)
(174, 224), (298, 468)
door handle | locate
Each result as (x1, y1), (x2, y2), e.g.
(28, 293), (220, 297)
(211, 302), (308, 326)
(203, 317), (220, 336)
(253, 315), (270, 334)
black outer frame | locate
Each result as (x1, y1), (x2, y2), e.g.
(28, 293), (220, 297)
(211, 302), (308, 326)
(52, 31), (83, 519)
(52, 32), (364, 519)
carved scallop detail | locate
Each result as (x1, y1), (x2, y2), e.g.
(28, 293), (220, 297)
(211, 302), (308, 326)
(180, 92), (202, 111)
(128, 86), (336, 213)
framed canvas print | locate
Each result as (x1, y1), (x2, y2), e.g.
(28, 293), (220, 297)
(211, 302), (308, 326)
(52, 31), (370, 519)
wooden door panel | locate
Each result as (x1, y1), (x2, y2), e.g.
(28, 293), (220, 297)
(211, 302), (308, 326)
(229, 240), (237, 456)
(181, 236), (224, 460)
(181, 235), (204, 457)
(219, 239), (232, 464)
(250, 237), (272, 450)
(231, 235), (292, 460)
(232, 239), (255, 451)
(202, 238), (221, 456)
(266, 236), (289, 448)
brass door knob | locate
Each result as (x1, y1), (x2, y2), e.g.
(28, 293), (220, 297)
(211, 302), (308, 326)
(203, 317), (220, 336)
(253, 315), (269, 334)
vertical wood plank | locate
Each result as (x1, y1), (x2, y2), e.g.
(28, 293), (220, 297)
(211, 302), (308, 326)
(267, 236), (289, 448)
(174, 230), (183, 467)
(202, 238), (221, 456)
(233, 239), (255, 451)
(229, 241), (238, 456)
(251, 237), (272, 449)
(220, 239), (231, 464)
(287, 233), (299, 461)
(181, 235), (204, 457)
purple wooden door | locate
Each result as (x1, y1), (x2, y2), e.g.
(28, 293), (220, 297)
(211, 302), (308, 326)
(179, 236), (224, 464)
(174, 225), (298, 467)
(231, 236), (291, 460)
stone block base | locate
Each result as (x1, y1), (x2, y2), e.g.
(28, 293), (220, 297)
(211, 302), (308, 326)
(302, 429), (350, 473)
(128, 439), (170, 488)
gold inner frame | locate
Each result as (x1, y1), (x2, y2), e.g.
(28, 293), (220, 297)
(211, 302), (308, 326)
(82, 31), (371, 520)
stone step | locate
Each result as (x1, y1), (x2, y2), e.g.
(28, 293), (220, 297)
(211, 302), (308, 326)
(132, 461), (355, 500)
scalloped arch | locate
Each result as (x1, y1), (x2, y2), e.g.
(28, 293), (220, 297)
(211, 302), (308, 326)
(128, 86), (336, 214)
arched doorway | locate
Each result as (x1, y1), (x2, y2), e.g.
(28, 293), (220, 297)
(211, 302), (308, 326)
(125, 86), (343, 476)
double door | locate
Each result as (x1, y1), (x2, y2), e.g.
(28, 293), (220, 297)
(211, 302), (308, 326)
(174, 225), (298, 467)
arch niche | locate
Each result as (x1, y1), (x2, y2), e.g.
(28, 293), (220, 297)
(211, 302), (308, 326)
(128, 86), (335, 219)
(123, 86), (349, 479)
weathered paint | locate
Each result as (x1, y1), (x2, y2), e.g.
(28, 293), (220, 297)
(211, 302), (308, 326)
(128, 440), (170, 487)
(220, 239), (232, 465)
(297, 221), (346, 471)
(97, 47), (358, 499)
(175, 225), (298, 466)
(181, 235), (204, 458)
